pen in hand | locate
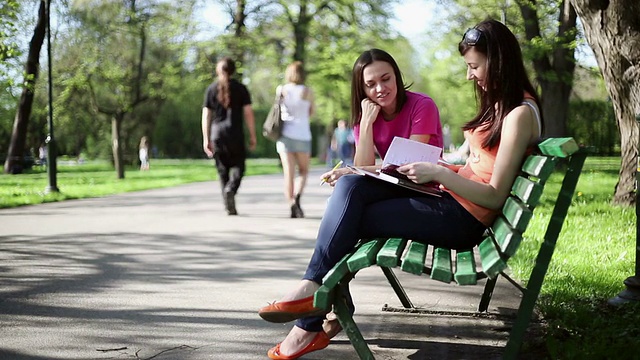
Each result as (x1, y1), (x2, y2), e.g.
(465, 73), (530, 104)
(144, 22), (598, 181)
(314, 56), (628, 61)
(320, 160), (344, 185)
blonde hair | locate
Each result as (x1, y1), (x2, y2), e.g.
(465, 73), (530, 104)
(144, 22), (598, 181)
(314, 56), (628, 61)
(285, 61), (305, 84)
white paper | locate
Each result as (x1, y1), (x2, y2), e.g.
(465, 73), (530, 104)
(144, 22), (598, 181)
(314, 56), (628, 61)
(382, 137), (442, 167)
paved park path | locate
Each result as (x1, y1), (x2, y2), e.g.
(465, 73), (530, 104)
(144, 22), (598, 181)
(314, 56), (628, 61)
(0, 168), (523, 359)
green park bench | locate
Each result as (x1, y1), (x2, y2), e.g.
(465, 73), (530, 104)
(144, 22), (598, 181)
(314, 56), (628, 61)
(313, 137), (588, 359)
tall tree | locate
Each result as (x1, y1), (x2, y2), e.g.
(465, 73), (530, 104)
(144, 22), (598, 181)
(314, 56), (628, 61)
(440, 0), (580, 137)
(570, 0), (640, 205)
(213, 0), (250, 74)
(519, 0), (577, 137)
(3, 0), (46, 174)
(70, 0), (196, 178)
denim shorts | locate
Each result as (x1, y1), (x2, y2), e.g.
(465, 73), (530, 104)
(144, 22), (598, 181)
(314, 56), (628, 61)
(276, 136), (311, 154)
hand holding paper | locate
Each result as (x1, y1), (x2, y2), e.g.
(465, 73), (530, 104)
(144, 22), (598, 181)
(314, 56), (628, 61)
(347, 137), (444, 196)
(381, 136), (442, 169)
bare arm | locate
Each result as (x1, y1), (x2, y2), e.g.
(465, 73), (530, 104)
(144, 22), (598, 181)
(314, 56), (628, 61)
(201, 107), (214, 158)
(305, 87), (316, 118)
(408, 133), (432, 146)
(399, 105), (538, 209)
(353, 99), (380, 166)
(243, 104), (257, 151)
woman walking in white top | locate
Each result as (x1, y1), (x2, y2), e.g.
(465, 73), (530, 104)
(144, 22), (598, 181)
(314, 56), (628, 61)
(276, 61), (315, 218)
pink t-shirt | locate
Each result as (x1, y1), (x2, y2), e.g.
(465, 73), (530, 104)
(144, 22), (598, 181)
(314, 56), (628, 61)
(353, 91), (443, 159)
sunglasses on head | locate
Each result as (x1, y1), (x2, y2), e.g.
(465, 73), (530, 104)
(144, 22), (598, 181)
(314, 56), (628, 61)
(462, 28), (483, 46)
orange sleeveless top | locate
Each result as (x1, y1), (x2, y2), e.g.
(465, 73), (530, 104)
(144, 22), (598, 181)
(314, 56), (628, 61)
(445, 129), (498, 226)
(445, 96), (540, 226)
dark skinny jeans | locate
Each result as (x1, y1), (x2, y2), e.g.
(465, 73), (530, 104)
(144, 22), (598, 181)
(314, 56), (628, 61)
(296, 174), (487, 332)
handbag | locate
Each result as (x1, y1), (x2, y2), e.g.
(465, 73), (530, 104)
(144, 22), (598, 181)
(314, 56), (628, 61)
(262, 86), (284, 141)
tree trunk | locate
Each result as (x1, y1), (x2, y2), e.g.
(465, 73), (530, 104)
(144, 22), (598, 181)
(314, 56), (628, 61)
(3, 1), (47, 174)
(232, 0), (247, 74)
(571, 0), (640, 206)
(519, 0), (577, 138)
(292, 0), (308, 62)
(112, 114), (125, 179)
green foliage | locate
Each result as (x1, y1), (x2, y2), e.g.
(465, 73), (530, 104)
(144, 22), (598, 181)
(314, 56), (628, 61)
(0, 0), (20, 63)
(567, 99), (618, 155)
(418, 27), (477, 146)
(0, 0), (616, 174)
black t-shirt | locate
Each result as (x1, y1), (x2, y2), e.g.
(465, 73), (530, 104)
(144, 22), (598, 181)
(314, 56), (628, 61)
(203, 79), (252, 156)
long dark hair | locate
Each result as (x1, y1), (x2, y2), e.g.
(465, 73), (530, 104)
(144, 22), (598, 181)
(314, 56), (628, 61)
(350, 49), (410, 125)
(458, 19), (542, 149)
(216, 57), (236, 109)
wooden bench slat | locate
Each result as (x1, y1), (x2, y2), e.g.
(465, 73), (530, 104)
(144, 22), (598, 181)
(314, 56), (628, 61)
(521, 155), (556, 181)
(347, 239), (385, 272)
(454, 250), (477, 285)
(431, 247), (453, 283)
(492, 217), (523, 258)
(537, 137), (579, 158)
(479, 237), (507, 279)
(502, 196), (533, 233)
(400, 241), (427, 275)
(511, 176), (543, 207)
(321, 253), (353, 289)
(314, 285), (334, 310)
(377, 238), (408, 267)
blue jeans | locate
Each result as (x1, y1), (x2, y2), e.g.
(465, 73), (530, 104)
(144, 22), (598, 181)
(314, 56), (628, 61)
(296, 174), (486, 331)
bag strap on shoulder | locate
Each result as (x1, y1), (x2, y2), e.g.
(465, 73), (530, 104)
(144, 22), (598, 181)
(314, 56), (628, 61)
(275, 85), (284, 102)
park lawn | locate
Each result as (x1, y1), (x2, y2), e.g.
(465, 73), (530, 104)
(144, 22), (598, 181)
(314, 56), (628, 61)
(1, 156), (639, 357)
(512, 157), (640, 358)
(0, 158), (282, 208)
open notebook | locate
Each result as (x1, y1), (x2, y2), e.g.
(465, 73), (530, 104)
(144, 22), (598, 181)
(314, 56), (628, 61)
(349, 137), (444, 197)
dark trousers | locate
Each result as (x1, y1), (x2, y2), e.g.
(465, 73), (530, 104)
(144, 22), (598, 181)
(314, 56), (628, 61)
(214, 152), (245, 196)
(296, 174), (487, 331)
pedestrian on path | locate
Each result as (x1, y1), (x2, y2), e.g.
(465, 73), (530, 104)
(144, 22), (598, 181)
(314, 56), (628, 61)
(258, 19), (544, 360)
(274, 61), (315, 218)
(201, 57), (257, 215)
(139, 136), (150, 171)
(330, 119), (355, 166)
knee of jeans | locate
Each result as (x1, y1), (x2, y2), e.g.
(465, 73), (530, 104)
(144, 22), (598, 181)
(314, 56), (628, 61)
(335, 174), (362, 192)
(326, 174), (362, 204)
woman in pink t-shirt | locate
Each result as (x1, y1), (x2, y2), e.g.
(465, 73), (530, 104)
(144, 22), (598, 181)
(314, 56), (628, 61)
(350, 49), (443, 167)
(259, 25), (542, 358)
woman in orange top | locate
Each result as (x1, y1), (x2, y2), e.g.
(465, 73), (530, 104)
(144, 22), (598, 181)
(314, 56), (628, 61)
(258, 19), (543, 359)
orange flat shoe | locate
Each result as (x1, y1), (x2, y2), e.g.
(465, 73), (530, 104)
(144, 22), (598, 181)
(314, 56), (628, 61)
(267, 331), (330, 359)
(259, 296), (328, 323)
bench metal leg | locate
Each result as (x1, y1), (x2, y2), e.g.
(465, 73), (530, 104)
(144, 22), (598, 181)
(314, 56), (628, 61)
(478, 277), (497, 312)
(334, 282), (375, 360)
(381, 267), (414, 308)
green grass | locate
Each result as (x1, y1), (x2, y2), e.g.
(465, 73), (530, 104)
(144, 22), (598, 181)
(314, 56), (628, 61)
(2, 156), (639, 358)
(511, 156), (640, 359)
(0, 158), (283, 208)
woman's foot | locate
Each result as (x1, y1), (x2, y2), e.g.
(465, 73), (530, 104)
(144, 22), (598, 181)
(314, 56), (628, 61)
(268, 326), (329, 359)
(279, 280), (319, 302)
(289, 199), (304, 218)
(259, 280), (324, 322)
(322, 312), (343, 338)
(294, 194), (304, 218)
